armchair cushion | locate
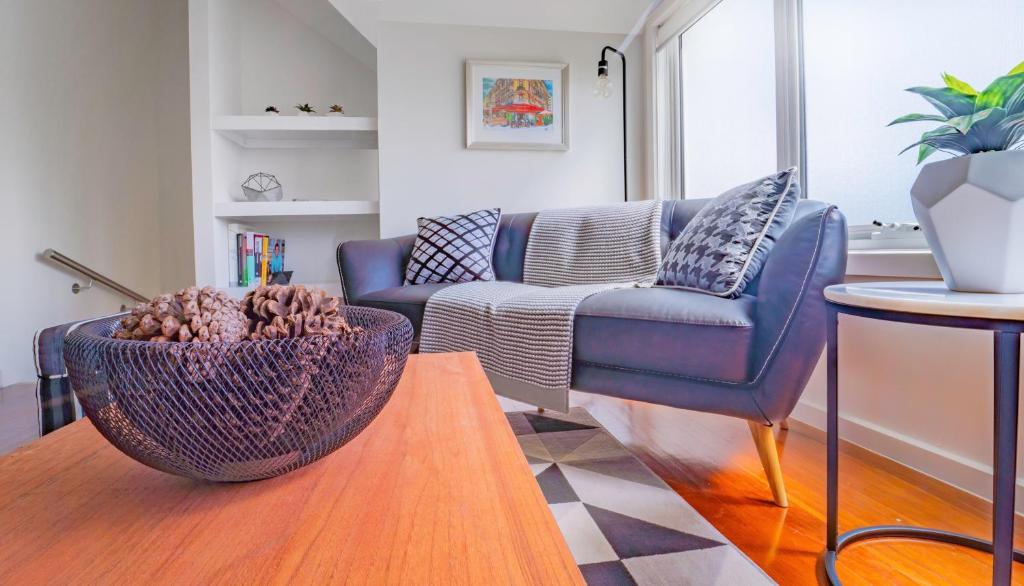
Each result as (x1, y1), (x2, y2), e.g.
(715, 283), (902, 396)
(405, 208), (501, 285)
(357, 283), (455, 336)
(574, 287), (757, 383)
(657, 169), (800, 298)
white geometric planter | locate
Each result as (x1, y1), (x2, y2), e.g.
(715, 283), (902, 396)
(910, 150), (1024, 293)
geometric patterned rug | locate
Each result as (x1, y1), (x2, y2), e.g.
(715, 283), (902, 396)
(506, 408), (775, 585)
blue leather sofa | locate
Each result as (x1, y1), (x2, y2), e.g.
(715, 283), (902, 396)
(337, 199), (847, 506)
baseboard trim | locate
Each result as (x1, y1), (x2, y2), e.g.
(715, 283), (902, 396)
(790, 400), (1024, 513)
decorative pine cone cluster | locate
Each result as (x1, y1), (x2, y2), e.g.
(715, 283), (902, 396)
(241, 285), (352, 340)
(114, 286), (248, 343)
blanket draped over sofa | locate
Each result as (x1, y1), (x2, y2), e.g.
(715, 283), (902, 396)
(419, 201), (663, 398)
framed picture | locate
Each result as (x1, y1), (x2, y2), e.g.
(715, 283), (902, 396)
(465, 60), (570, 151)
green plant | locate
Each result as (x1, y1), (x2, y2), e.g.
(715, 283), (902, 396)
(889, 60), (1024, 163)
(295, 103), (316, 113)
(329, 104), (344, 114)
(265, 105), (279, 113)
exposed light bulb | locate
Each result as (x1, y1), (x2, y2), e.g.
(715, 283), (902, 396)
(594, 74), (613, 98)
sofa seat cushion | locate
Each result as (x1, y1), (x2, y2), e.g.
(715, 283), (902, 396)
(574, 287), (756, 383)
(356, 283), (454, 335)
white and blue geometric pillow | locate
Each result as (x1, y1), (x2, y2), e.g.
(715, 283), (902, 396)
(405, 208), (501, 285)
(657, 168), (800, 298)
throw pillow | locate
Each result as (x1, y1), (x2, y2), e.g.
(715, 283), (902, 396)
(405, 208), (501, 285)
(657, 168), (800, 298)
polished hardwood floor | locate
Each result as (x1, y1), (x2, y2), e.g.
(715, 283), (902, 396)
(571, 391), (1024, 585)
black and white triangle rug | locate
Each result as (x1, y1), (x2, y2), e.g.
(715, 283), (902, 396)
(506, 408), (775, 586)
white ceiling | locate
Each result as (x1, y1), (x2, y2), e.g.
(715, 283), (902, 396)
(330, 0), (659, 46)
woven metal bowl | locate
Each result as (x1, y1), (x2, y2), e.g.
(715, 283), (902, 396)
(64, 306), (413, 482)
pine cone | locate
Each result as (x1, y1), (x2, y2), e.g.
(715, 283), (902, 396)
(114, 286), (248, 343)
(241, 285), (352, 340)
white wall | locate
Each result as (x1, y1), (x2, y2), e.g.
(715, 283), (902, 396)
(0, 0), (193, 384)
(376, 21), (646, 237)
(792, 276), (1024, 511)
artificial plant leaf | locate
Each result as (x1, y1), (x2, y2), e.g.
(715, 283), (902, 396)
(906, 86), (977, 117)
(1005, 82), (1024, 115)
(887, 113), (949, 126)
(942, 72), (978, 96)
(917, 143), (937, 164)
(943, 108), (995, 133)
(997, 112), (1024, 148)
(975, 73), (1024, 110)
(1009, 60), (1024, 76)
(898, 126), (959, 156)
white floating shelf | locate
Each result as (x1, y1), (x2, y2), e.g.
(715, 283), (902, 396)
(214, 200), (380, 220)
(212, 115), (378, 149)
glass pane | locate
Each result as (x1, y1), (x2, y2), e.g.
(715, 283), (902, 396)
(655, 40), (680, 199)
(680, 0), (777, 197)
(803, 0), (1024, 225)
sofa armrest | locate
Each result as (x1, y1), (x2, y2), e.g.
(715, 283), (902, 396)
(336, 235), (415, 303)
(748, 204), (847, 420)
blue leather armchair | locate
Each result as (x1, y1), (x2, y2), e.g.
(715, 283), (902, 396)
(338, 199), (848, 506)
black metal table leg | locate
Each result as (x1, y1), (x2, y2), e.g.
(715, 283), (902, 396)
(993, 331), (1019, 586)
(825, 306), (840, 583)
(822, 303), (1024, 585)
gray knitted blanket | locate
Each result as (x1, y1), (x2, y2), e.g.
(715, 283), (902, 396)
(420, 201), (662, 393)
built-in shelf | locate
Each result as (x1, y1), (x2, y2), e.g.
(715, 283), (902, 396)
(212, 115), (378, 149)
(214, 200), (379, 220)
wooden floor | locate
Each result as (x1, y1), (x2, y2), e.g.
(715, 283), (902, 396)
(571, 391), (1024, 585)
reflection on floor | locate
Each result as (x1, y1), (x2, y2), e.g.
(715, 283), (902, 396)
(564, 391), (1024, 586)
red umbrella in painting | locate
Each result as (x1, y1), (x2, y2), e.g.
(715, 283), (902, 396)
(492, 102), (544, 113)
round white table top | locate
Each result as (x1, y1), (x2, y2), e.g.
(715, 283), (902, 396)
(824, 281), (1024, 320)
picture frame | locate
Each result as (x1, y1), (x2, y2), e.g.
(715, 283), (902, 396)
(465, 60), (570, 151)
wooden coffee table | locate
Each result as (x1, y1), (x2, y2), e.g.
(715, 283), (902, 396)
(0, 352), (582, 585)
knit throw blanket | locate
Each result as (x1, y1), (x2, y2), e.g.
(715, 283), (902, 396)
(420, 201), (662, 392)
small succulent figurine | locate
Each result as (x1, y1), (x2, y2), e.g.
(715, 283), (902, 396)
(264, 105), (279, 115)
(328, 104), (345, 116)
(295, 103), (316, 115)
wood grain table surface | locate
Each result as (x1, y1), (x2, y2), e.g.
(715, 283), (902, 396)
(0, 352), (582, 585)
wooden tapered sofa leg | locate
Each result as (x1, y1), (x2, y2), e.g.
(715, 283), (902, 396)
(747, 420), (789, 508)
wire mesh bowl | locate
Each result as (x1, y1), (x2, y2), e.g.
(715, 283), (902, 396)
(64, 306), (413, 482)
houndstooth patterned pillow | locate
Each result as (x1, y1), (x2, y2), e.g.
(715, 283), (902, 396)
(405, 208), (501, 285)
(657, 168), (800, 298)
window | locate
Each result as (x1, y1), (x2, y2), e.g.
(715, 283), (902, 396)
(803, 0), (1024, 225)
(678, 0), (777, 197)
(653, 0), (1024, 229)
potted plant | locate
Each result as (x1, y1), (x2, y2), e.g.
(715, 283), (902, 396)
(295, 103), (316, 116)
(890, 60), (1024, 292)
(327, 104), (346, 116)
(265, 105), (280, 116)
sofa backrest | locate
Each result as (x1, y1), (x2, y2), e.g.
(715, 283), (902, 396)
(492, 199), (828, 288)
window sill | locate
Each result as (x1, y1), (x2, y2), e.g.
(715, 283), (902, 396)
(846, 249), (940, 279)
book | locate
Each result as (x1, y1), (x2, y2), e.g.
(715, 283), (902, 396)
(260, 236), (269, 286)
(236, 233), (246, 286)
(245, 232), (257, 287)
(227, 230), (238, 287)
(253, 234), (264, 286)
(227, 223), (251, 287)
(270, 238), (285, 274)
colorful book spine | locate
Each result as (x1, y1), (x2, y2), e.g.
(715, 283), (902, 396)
(245, 232), (257, 287)
(236, 233), (246, 286)
(260, 236), (269, 286)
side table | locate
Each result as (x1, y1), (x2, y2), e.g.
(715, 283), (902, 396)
(823, 281), (1024, 585)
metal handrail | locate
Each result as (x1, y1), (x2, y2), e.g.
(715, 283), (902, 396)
(42, 249), (149, 303)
